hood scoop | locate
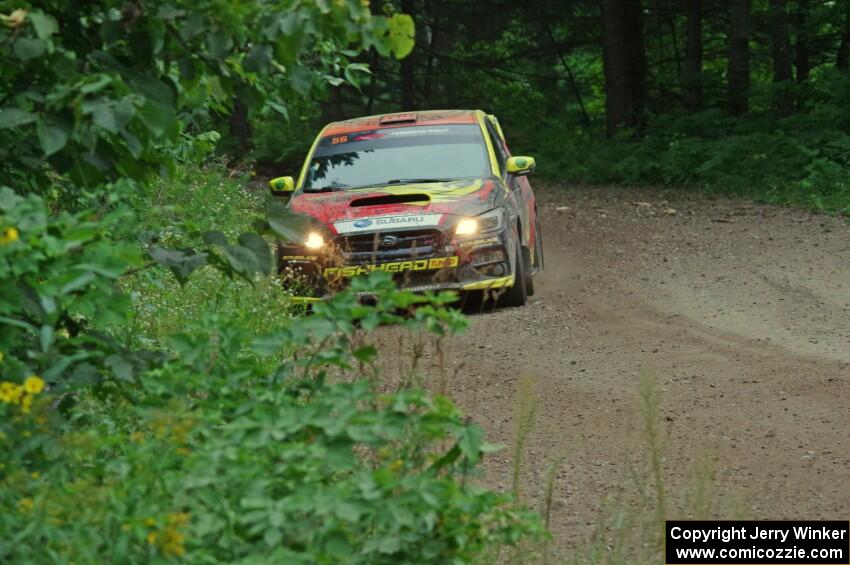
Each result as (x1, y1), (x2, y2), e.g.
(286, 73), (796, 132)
(350, 193), (430, 207)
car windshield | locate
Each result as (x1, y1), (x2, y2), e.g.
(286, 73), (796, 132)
(302, 124), (491, 192)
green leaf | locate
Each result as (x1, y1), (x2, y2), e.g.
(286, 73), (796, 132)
(80, 75), (113, 94)
(202, 230), (228, 246)
(105, 354), (134, 382)
(207, 31), (233, 59)
(156, 5), (185, 19)
(14, 38), (46, 60)
(29, 12), (58, 39)
(352, 345), (377, 362)
(238, 232), (272, 275)
(149, 247), (209, 283)
(92, 103), (119, 133)
(244, 44), (273, 73)
(344, 63), (371, 89)
(222, 244), (260, 276)
(266, 201), (310, 243)
(36, 119), (69, 157)
(289, 66), (312, 96)
(386, 14), (415, 59)
(457, 425), (484, 464)
(0, 108), (36, 129)
(39, 325), (55, 353)
(267, 102), (289, 120)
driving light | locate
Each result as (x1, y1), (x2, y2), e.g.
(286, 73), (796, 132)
(304, 232), (325, 249)
(456, 208), (505, 236)
(455, 218), (478, 235)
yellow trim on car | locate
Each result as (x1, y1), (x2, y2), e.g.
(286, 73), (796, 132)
(476, 110), (502, 178)
(487, 114), (506, 141)
(461, 275), (515, 290)
(296, 124), (328, 190)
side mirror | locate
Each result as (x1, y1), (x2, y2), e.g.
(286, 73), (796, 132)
(269, 176), (295, 195)
(506, 156), (536, 176)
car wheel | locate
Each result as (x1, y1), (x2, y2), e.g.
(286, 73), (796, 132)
(499, 241), (527, 308)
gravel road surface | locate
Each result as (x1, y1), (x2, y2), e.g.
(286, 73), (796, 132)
(379, 186), (850, 556)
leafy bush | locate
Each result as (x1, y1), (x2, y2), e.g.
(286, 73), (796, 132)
(0, 1), (414, 203)
(1, 274), (539, 563)
(0, 186), (540, 562)
(0, 186), (148, 394)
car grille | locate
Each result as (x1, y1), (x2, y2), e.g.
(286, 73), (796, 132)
(335, 229), (442, 264)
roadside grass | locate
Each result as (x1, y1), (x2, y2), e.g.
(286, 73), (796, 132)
(497, 368), (728, 564)
(119, 164), (306, 348)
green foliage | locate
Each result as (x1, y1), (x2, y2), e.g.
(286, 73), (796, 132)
(1, 265), (539, 562)
(0, 178), (280, 398)
(0, 0), (541, 561)
(0, 1), (415, 201)
(526, 74), (850, 215)
(0, 186), (148, 393)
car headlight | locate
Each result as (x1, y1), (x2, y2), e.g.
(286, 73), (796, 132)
(304, 231), (325, 249)
(455, 208), (504, 236)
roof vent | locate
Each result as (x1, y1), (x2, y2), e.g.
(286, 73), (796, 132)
(379, 113), (417, 125)
(350, 193), (430, 207)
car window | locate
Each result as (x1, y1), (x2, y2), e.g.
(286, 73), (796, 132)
(303, 124), (490, 192)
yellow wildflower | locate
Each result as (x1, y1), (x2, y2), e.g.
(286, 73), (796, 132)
(144, 517), (157, 527)
(23, 375), (45, 394)
(162, 529), (185, 557)
(0, 226), (19, 244)
(30, 471), (40, 479)
(167, 512), (189, 526)
(146, 531), (158, 545)
(0, 382), (23, 404)
(18, 498), (34, 513)
(21, 393), (33, 414)
(0, 351), (4, 362)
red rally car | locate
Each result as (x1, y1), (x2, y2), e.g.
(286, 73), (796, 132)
(268, 109), (543, 307)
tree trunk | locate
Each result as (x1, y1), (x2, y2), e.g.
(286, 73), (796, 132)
(770, 0), (794, 116)
(400, 0), (417, 110)
(601, 0), (646, 136)
(727, 0), (750, 117)
(229, 91), (252, 150)
(366, 49), (378, 115)
(684, 0), (703, 111)
(794, 0), (810, 83)
(423, 12), (440, 105)
(838, 2), (850, 71)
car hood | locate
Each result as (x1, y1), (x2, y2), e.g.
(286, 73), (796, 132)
(289, 178), (501, 235)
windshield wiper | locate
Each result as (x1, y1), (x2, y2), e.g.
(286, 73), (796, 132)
(385, 178), (452, 185)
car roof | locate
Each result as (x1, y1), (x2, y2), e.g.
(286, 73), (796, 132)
(322, 109), (481, 136)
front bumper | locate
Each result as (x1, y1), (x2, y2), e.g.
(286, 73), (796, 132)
(277, 227), (516, 300)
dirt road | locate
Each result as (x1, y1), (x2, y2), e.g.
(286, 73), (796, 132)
(389, 186), (850, 556)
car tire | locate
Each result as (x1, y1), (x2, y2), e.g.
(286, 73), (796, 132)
(524, 245), (535, 296)
(499, 242), (527, 308)
(534, 218), (544, 272)
(527, 219), (543, 296)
